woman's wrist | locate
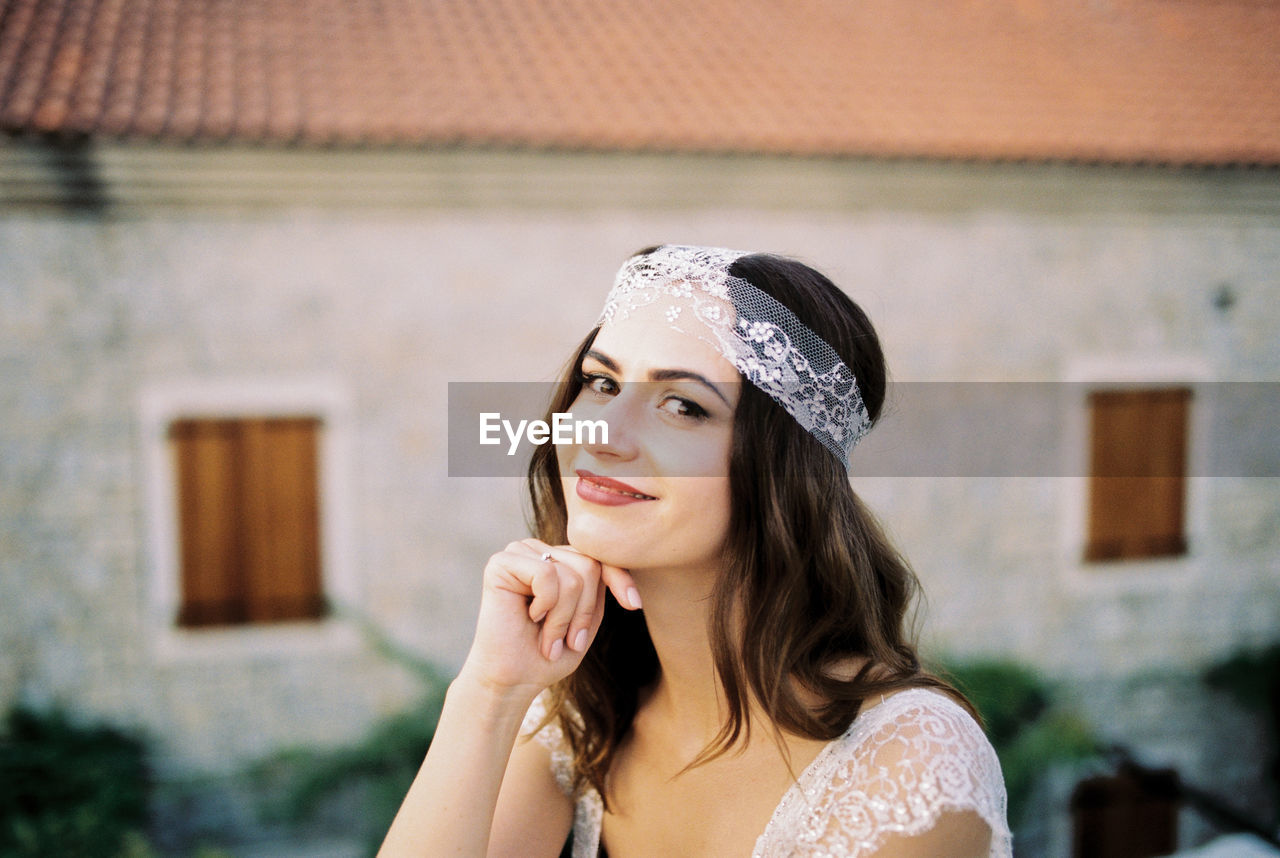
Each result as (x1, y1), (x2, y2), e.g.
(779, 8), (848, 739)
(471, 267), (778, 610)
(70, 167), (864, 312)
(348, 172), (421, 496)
(448, 664), (544, 724)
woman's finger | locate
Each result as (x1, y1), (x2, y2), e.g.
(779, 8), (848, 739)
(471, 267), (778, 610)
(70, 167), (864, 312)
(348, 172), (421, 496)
(524, 543), (608, 653)
(600, 562), (642, 611)
(581, 583), (607, 648)
(565, 560), (599, 653)
(538, 562), (584, 659)
(514, 539), (633, 655)
(512, 541), (578, 625)
(524, 555), (560, 626)
(485, 548), (559, 623)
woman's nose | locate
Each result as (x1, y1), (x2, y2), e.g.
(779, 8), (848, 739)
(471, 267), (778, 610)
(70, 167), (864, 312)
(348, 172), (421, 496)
(576, 390), (642, 462)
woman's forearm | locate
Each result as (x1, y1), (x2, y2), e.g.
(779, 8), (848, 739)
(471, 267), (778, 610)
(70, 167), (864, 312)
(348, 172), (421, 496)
(378, 671), (536, 858)
(378, 539), (637, 856)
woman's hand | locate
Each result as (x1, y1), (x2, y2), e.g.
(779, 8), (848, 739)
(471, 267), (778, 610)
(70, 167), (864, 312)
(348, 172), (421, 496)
(458, 538), (641, 700)
(381, 537), (634, 858)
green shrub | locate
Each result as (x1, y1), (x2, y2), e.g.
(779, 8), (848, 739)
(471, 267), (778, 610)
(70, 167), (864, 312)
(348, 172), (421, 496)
(0, 706), (150, 858)
(253, 693), (442, 856)
(1204, 642), (1280, 713)
(941, 659), (1049, 747)
(1204, 642), (1280, 825)
(998, 709), (1099, 817)
(251, 609), (449, 857)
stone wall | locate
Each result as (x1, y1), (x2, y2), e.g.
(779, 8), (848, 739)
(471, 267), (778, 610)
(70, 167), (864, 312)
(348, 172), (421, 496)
(1, 147), (1277, 849)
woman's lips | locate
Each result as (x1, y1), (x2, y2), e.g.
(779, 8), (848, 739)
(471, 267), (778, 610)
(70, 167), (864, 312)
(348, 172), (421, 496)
(575, 470), (658, 506)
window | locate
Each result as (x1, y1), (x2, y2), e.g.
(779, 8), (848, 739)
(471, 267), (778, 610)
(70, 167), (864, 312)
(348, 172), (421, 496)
(169, 416), (326, 626)
(1084, 387), (1191, 562)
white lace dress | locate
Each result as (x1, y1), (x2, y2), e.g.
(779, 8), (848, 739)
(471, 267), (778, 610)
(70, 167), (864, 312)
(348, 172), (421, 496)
(521, 687), (1012, 858)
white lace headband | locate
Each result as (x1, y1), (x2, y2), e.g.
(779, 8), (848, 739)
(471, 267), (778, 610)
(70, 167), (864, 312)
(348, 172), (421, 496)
(597, 245), (871, 468)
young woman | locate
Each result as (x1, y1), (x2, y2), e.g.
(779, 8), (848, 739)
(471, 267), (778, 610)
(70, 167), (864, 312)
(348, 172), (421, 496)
(380, 246), (1011, 857)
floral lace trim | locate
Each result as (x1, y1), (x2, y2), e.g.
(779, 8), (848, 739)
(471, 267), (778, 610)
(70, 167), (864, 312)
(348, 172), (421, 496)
(522, 688), (1011, 858)
(521, 692), (604, 858)
(598, 245), (871, 466)
(521, 692), (575, 797)
(752, 688), (1012, 858)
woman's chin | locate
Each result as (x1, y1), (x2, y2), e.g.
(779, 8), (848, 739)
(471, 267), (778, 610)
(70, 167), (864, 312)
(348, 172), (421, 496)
(566, 521), (641, 570)
(567, 538), (631, 569)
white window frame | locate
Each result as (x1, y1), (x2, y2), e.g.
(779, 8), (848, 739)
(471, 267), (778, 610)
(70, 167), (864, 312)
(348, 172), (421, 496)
(139, 378), (360, 662)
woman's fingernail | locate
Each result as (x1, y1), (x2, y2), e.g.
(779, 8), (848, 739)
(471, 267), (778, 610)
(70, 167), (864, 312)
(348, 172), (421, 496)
(573, 629), (589, 652)
(548, 639), (563, 661)
(627, 587), (642, 610)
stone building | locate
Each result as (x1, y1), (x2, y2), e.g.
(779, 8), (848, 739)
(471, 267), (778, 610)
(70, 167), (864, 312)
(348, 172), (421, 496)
(2, 1), (1278, 854)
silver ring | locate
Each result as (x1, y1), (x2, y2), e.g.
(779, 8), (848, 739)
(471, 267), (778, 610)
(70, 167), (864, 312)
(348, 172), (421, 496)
(540, 551), (553, 562)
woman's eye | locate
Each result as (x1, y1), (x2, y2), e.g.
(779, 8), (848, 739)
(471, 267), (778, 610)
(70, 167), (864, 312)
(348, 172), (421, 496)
(581, 372), (618, 396)
(660, 396), (709, 421)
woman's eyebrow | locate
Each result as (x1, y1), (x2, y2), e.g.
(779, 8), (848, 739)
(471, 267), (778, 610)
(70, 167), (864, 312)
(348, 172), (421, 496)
(583, 349), (733, 408)
(647, 369), (733, 408)
(582, 349), (620, 373)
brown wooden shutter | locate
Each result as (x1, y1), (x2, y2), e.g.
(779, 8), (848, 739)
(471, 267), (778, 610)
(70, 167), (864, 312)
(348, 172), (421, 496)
(172, 419), (245, 625)
(1085, 388), (1190, 562)
(241, 418), (325, 622)
(170, 417), (325, 626)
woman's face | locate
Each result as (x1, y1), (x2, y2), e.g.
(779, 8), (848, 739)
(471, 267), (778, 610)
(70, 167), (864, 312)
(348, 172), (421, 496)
(557, 302), (739, 575)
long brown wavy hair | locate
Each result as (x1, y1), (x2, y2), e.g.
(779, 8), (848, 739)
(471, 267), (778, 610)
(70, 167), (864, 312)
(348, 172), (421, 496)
(526, 248), (973, 806)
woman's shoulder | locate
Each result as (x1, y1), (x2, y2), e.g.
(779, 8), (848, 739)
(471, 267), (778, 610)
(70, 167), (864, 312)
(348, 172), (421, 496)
(847, 685), (987, 742)
(778, 686), (1012, 856)
(828, 686), (1004, 792)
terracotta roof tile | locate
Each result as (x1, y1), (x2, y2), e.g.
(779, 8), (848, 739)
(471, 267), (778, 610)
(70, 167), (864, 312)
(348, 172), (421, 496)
(1, 0), (1278, 165)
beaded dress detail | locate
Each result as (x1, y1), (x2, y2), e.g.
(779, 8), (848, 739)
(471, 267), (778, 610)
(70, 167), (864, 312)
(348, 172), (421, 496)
(521, 687), (1011, 858)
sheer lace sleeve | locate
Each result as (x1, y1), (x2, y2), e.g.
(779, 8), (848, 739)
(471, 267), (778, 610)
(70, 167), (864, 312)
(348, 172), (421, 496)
(519, 691), (605, 858)
(754, 688), (1012, 858)
(520, 690), (575, 798)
